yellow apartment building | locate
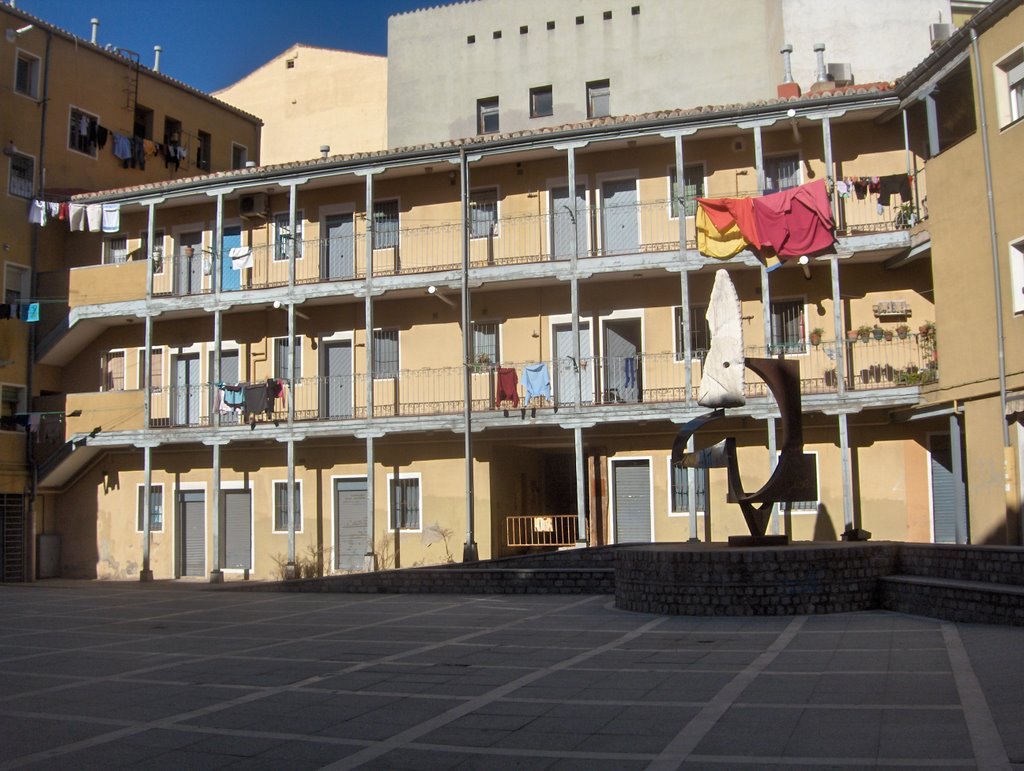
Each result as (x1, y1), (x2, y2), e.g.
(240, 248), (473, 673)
(36, 77), (946, 581)
(1, 4), (262, 580)
(214, 44), (388, 164)
(28, 0), (1023, 582)
(899, 0), (1024, 544)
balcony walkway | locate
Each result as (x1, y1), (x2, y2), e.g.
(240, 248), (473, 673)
(0, 582), (1016, 769)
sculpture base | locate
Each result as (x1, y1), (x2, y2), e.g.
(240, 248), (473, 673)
(728, 534), (790, 547)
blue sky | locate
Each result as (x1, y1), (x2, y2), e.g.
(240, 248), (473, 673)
(15, 0), (430, 92)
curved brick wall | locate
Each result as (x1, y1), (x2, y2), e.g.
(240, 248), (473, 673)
(614, 542), (898, 616)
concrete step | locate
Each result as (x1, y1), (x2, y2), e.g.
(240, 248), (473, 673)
(231, 566), (616, 594)
(880, 574), (1024, 626)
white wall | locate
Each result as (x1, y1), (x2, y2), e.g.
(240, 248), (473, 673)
(781, 0), (953, 87)
(386, 0), (955, 149)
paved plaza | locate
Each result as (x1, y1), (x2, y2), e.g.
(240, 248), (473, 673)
(0, 583), (1021, 770)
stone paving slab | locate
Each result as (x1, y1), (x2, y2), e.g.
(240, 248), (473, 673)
(0, 583), (1020, 770)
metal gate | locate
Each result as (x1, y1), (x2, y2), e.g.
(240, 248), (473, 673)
(612, 459), (652, 543)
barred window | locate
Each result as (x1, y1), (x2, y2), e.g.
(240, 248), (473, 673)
(389, 476), (421, 530)
(136, 485), (163, 531)
(8, 153), (33, 198)
(670, 465), (708, 514)
(68, 107), (98, 157)
(273, 481), (302, 532)
(372, 329), (399, 378)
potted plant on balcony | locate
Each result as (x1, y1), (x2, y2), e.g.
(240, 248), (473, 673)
(809, 327), (824, 347)
(857, 324), (873, 342)
(872, 324), (885, 341)
(918, 320), (935, 341)
(895, 323), (910, 340)
(883, 328), (894, 342)
(846, 328), (859, 342)
(473, 353), (491, 373)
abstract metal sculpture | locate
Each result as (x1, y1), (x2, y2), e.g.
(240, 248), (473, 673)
(673, 270), (818, 545)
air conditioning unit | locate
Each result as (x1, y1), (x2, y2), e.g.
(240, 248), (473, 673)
(827, 63), (854, 87)
(930, 23), (954, 50)
(239, 193), (268, 219)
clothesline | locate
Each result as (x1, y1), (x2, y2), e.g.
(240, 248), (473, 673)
(28, 199), (120, 234)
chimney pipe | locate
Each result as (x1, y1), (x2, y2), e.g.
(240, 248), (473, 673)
(90, 18), (99, 45)
(780, 43), (794, 84)
(813, 42), (828, 83)
(153, 45), (162, 72)
(320, 145), (330, 159)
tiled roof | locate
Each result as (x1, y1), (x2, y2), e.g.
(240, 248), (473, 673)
(70, 81), (897, 203)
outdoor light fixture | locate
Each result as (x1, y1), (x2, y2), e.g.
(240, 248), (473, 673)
(5, 25), (34, 43)
(427, 285), (455, 307)
(272, 299), (310, 320)
(798, 255), (811, 280)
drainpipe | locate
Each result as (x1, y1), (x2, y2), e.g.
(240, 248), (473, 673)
(970, 29), (1009, 449)
(210, 193), (224, 583)
(286, 183), (298, 579)
(459, 147), (478, 562)
(25, 28), (52, 582)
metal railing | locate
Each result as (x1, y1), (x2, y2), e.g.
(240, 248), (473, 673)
(506, 515), (579, 548)
(142, 182), (926, 297)
(135, 337), (931, 431)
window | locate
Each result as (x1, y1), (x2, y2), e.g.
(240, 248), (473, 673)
(770, 299), (806, 354)
(470, 188), (498, 238)
(477, 96), (500, 134)
(520, 25), (528, 35)
(163, 116), (181, 146)
(472, 322), (499, 366)
(669, 164), (705, 218)
(104, 237), (128, 264)
(389, 476), (421, 531)
(576, 15), (585, 25)
(273, 481), (302, 532)
(674, 305), (710, 360)
(996, 47), (1024, 126)
(139, 348), (163, 391)
(231, 143), (247, 170)
(8, 152), (33, 198)
(670, 464), (708, 514)
(137, 485), (163, 532)
(372, 329), (399, 379)
(492, 30), (502, 40)
(764, 154), (801, 192)
(0, 386), (25, 431)
(133, 104), (153, 140)
(587, 80), (610, 118)
(140, 229), (165, 273)
(14, 50), (40, 99)
(4, 264), (29, 306)
(286, 58), (295, 69)
(467, 35), (475, 44)
(547, 20), (555, 30)
(273, 212), (303, 261)
(603, 10), (613, 20)
(372, 200), (399, 250)
(196, 131), (211, 170)
(1010, 239), (1024, 315)
(274, 337), (302, 381)
(103, 351), (125, 391)
(68, 107), (98, 157)
(530, 85), (553, 118)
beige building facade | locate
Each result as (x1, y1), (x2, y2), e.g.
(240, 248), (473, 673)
(214, 45), (388, 164)
(387, 0), (958, 147)
(25, 0), (1022, 583)
(1, 3), (262, 581)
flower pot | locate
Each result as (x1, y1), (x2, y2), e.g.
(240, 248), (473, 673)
(846, 331), (859, 342)
(883, 331), (893, 342)
(872, 328), (884, 341)
(809, 333), (821, 346)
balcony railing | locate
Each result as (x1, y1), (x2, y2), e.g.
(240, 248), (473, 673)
(145, 188), (923, 297)
(137, 337), (931, 430)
